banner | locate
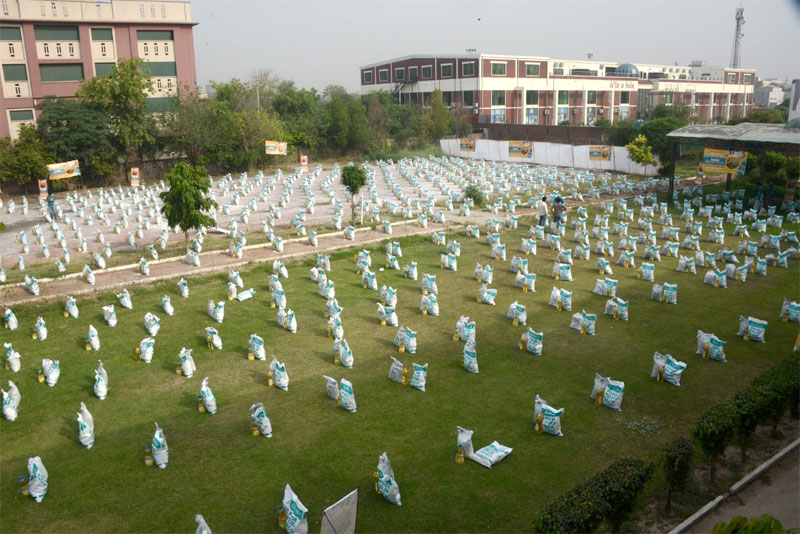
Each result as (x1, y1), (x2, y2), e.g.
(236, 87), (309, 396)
(320, 489), (358, 534)
(459, 138), (476, 152)
(300, 155), (308, 166)
(264, 140), (288, 155)
(702, 148), (747, 175)
(130, 167), (140, 187)
(38, 179), (49, 199)
(47, 160), (80, 180)
(588, 146), (613, 161)
(508, 140), (533, 158)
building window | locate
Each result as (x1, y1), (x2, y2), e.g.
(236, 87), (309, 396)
(378, 69), (388, 82)
(727, 73), (735, 83)
(442, 91), (452, 105)
(553, 68), (564, 75)
(409, 67), (418, 81)
(164, 42), (168, 55)
(526, 90), (538, 106)
(620, 91), (630, 104)
(743, 74), (751, 83)
(154, 42), (159, 55)
(39, 63), (84, 82)
(587, 90), (597, 104)
(147, 61), (176, 76)
(41, 2), (47, 16)
(557, 107), (568, 123)
(558, 90), (568, 105)
(68, 42), (74, 55)
(440, 63), (452, 78)
(139, 4), (145, 17)
(587, 107), (597, 126)
(463, 90), (474, 107)
(363, 71), (372, 83)
(35, 25), (79, 40)
(62, 4), (68, 16)
(150, 4), (156, 17)
(462, 62), (474, 76)
(156, 78), (162, 90)
(0, 26), (22, 40)
(526, 63), (540, 76)
(100, 42), (106, 55)
(394, 67), (404, 81)
(10, 109), (34, 121)
(664, 93), (673, 104)
(167, 78), (172, 90)
(410, 93), (417, 104)
(2, 64), (28, 81)
(619, 106), (630, 119)
(51, 2), (57, 16)
(491, 90), (505, 106)
(8, 42), (14, 56)
(421, 65), (432, 79)
(55, 43), (62, 56)
(491, 109), (506, 123)
(143, 42), (148, 55)
(43, 42), (49, 56)
(526, 108), (539, 125)
(161, 4), (166, 17)
(96, 4), (102, 16)
(491, 62), (506, 76)
(3, 0), (10, 15)
(91, 28), (112, 40)
(94, 62), (115, 76)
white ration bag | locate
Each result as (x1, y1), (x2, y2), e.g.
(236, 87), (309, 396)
(420, 294), (439, 316)
(4, 309), (18, 330)
(249, 334), (266, 360)
(77, 402), (95, 449)
(520, 328), (543, 355)
(737, 316), (768, 342)
(269, 355), (289, 391)
(229, 268), (244, 288)
(200, 377), (217, 415)
(604, 297), (629, 321)
(162, 295), (174, 316)
(404, 327), (417, 354)
(534, 394), (564, 436)
(639, 263), (655, 281)
(409, 362), (428, 392)
(65, 297), (79, 318)
(651, 352), (687, 386)
(195, 514), (212, 534)
(282, 484), (309, 534)
(118, 289), (133, 309)
(334, 338), (354, 369)
(139, 257), (150, 275)
(463, 339), (479, 373)
(138, 337), (155, 363)
(5, 345), (22, 373)
(323, 375), (340, 401)
(377, 452), (402, 505)
(236, 288), (255, 301)
(507, 301), (527, 325)
(205, 327), (222, 350)
(2, 388), (18, 421)
(94, 360), (108, 399)
(144, 312), (160, 336)
(27, 457), (49, 502)
(103, 305), (118, 327)
(456, 426), (512, 469)
(478, 284), (497, 306)
(227, 282), (238, 301)
(249, 402), (273, 437)
(387, 357), (405, 383)
(779, 299), (800, 323)
(340, 378), (356, 413)
(696, 330), (727, 362)
(179, 348), (196, 377)
(590, 374), (624, 411)
(33, 317), (48, 341)
(178, 278), (189, 298)
(212, 301), (225, 323)
(152, 422), (169, 469)
(40, 356), (61, 386)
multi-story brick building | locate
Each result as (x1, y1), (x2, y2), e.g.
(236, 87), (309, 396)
(359, 54), (756, 127)
(0, 0), (197, 139)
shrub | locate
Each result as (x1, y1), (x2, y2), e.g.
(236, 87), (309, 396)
(712, 514), (787, 534)
(531, 458), (654, 533)
(663, 436), (694, 512)
(465, 185), (484, 207)
(691, 402), (737, 483)
(751, 352), (800, 422)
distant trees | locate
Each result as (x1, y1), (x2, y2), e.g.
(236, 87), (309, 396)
(0, 124), (53, 194)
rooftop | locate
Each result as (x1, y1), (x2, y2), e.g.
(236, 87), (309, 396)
(667, 122), (800, 146)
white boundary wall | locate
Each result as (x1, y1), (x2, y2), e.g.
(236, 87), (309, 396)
(439, 139), (657, 175)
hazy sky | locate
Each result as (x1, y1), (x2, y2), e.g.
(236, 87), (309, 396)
(192, 0), (800, 92)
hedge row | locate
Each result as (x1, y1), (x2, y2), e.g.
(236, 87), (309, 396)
(531, 458), (654, 533)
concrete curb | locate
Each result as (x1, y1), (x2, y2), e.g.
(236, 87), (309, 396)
(668, 437), (800, 534)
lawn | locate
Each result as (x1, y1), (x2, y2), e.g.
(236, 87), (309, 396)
(1, 191), (798, 533)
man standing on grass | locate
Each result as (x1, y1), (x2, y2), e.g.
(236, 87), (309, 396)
(537, 196), (549, 227)
(47, 192), (57, 221)
(552, 197), (565, 225)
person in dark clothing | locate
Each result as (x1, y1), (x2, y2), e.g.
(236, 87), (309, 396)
(47, 193), (57, 220)
(552, 197), (565, 225)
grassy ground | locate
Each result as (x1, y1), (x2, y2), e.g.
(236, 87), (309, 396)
(0, 194), (798, 533)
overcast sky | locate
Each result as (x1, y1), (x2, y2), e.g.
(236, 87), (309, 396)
(192, 0), (800, 93)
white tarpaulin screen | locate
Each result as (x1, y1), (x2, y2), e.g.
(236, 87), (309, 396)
(440, 139), (654, 175)
(320, 489), (358, 534)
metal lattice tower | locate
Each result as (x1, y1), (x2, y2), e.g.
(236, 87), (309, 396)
(730, 7), (745, 68)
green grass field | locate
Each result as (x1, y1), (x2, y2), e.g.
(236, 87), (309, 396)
(1, 197), (798, 533)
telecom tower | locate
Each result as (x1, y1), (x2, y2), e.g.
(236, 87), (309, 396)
(730, 7), (745, 68)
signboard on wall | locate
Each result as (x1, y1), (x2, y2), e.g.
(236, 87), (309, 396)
(588, 146), (613, 161)
(38, 179), (49, 199)
(459, 138), (476, 152)
(264, 140), (288, 155)
(130, 167), (140, 187)
(508, 140), (533, 158)
(702, 148), (747, 175)
(47, 160), (81, 180)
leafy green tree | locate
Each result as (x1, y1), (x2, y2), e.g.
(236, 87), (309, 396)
(645, 103), (692, 122)
(340, 165), (367, 223)
(326, 96), (350, 154)
(465, 184), (484, 207)
(746, 151), (788, 187)
(640, 117), (687, 176)
(210, 78), (252, 112)
(272, 84), (324, 150)
(0, 124), (53, 193)
(453, 114), (473, 137)
(558, 119), (571, 126)
(774, 98), (790, 122)
(626, 134), (656, 175)
(162, 89), (217, 165)
(366, 93), (388, 142)
(347, 97), (371, 153)
(662, 436), (694, 513)
(712, 515), (787, 534)
(159, 161), (217, 244)
(76, 57), (154, 166)
(36, 97), (114, 182)
(427, 89), (452, 141)
(727, 109), (784, 125)
(607, 117), (637, 146)
(692, 402), (736, 483)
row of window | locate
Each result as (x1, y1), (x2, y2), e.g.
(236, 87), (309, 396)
(0, 25), (173, 43)
(489, 90), (629, 107)
(1, 61), (176, 85)
(365, 62), (476, 84)
(489, 62), (540, 76)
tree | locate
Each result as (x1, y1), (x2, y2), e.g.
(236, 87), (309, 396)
(645, 103), (692, 122)
(662, 436), (694, 513)
(607, 118), (637, 146)
(0, 124), (53, 193)
(692, 402), (736, 483)
(427, 89), (452, 142)
(272, 84), (324, 150)
(727, 109), (784, 125)
(210, 78), (252, 112)
(465, 184), (484, 207)
(76, 57), (154, 167)
(36, 97), (114, 183)
(626, 134), (656, 176)
(640, 117), (687, 176)
(340, 165), (366, 223)
(161, 89), (217, 165)
(347, 98), (371, 153)
(249, 68), (283, 110)
(326, 96), (350, 154)
(159, 161), (217, 244)
(366, 93), (388, 142)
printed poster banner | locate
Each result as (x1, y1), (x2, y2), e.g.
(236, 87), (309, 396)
(588, 145), (613, 161)
(702, 148), (747, 175)
(459, 138), (476, 152)
(38, 178), (49, 199)
(264, 140), (288, 155)
(47, 160), (80, 180)
(130, 167), (140, 187)
(508, 140), (533, 158)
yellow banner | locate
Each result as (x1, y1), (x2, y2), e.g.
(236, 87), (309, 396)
(47, 160), (80, 180)
(264, 140), (288, 155)
(702, 148), (747, 175)
(459, 138), (476, 152)
(588, 146), (612, 161)
(508, 140), (533, 158)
